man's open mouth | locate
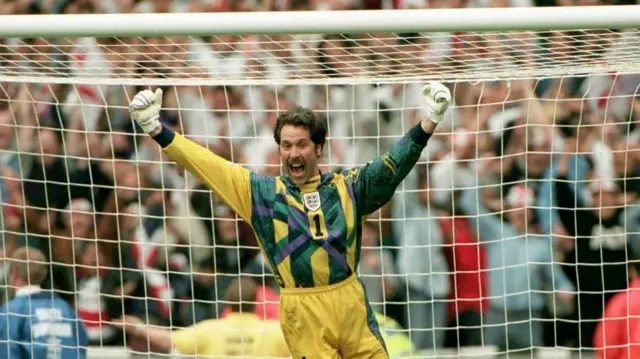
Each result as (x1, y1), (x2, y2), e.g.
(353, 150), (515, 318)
(289, 163), (305, 176)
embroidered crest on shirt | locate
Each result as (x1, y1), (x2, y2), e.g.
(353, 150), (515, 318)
(302, 192), (321, 211)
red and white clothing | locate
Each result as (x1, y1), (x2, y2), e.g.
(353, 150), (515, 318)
(440, 217), (488, 318)
(76, 276), (115, 342)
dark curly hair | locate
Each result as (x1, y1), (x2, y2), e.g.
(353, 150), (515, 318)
(273, 106), (327, 150)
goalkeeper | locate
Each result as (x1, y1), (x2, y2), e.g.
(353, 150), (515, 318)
(129, 82), (450, 359)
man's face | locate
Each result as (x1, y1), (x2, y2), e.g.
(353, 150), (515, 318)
(278, 125), (321, 186)
(506, 206), (533, 234)
(67, 210), (93, 239)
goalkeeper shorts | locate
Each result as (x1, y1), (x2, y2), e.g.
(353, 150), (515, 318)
(279, 274), (388, 359)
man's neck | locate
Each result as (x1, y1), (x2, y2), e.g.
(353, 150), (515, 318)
(15, 285), (42, 296)
(297, 173), (322, 192)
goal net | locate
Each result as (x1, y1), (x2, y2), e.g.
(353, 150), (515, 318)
(0, 10), (639, 359)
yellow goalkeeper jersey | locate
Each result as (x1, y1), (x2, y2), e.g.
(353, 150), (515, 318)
(163, 126), (427, 289)
(170, 313), (289, 358)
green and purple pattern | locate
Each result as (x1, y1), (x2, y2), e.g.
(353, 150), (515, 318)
(248, 130), (426, 289)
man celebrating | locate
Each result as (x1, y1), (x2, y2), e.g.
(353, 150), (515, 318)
(0, 246), (88, 359)
(129, 82), (450, 358)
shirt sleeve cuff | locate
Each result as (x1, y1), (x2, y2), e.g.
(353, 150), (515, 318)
(409, 122), (432, 147)
(152, 125), (176, 148)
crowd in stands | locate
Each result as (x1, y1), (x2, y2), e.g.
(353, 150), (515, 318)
(0, 0), (639, 356)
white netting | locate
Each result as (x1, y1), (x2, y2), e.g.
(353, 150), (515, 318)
(0, 23), (639, 359)
(1, 30), (640, 84)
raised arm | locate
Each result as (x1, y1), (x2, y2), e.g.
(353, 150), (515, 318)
(112, 315), (173, 353)
(129, 89), (252, 222)
(345, 82), (451, 215)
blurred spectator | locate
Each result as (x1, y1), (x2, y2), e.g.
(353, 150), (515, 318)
(242, 96), (287, 173)
(0, 246), (89, 359)
(190, 186), (260, 274)
(76, 240), (117, 344)
(393, 162), (449, 351)
(23, 128), (69, 238)
(554, 137), (639, 349)
(458, 183), (575, 352)
(593, 258), (640, 359)
(0, 107), (22, 260)
(440, 211), (488, 348)
(359, 218), (399, 314)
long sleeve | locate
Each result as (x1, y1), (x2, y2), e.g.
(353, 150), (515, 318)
(160, 131), (253, 223)
(344, 123), (431, 215)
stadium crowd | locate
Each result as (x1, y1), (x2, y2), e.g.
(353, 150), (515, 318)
(0, 0), (639, 357)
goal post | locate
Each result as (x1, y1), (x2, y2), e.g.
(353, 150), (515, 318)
(0, 5), (638, 359)
(2, 5), (640, 37)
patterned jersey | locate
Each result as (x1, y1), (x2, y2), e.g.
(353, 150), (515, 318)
(164, 125), (429, 288)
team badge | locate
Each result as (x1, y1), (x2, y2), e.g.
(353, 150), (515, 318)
(302, 192), (321, 211)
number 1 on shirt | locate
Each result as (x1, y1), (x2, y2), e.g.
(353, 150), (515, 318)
(308, 210), (328, 239)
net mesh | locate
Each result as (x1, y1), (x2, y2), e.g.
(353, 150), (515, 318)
(0, 29), (638, 359)
(1, 30), (640, 84)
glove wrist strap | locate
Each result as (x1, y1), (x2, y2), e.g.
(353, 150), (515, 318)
(140, 116), (161, 134)
(428, 111), (444, 124)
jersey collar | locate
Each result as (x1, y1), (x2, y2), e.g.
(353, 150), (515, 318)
(16, 285), (42, 296)
(297, 174), (322, 192)
(282, 171), (334, 193)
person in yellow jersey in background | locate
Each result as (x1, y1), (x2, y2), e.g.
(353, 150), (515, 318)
(374, 311), (415, 358)
(112, 277), (289, 357)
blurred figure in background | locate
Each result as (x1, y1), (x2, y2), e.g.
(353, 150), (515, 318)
(0, 246), (89, 359)
(359, 217), (399, 315)
(593, 257), (640, 359)
(458, 183), (575, 353)
(440, 210), (488, 348)
(113, 277), (290, 357)
(554, 137), (638, 349)
(393, 160), (450, 352)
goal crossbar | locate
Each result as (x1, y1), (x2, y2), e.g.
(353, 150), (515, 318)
(1, 5), (640, 38)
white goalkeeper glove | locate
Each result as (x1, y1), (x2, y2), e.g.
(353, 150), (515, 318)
(422, 82), (452, 124)
(129, 88), (163, 134)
